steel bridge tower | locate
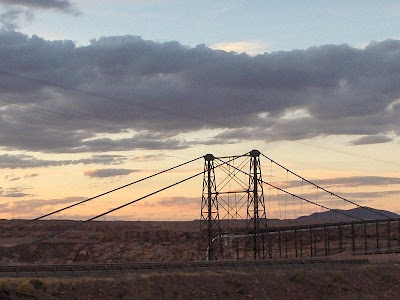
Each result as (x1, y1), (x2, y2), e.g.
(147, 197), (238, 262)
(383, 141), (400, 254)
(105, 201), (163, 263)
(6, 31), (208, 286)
(246, 149), (268, 259)
(200, 154), (223, 260)
(200, 150), (268, 260)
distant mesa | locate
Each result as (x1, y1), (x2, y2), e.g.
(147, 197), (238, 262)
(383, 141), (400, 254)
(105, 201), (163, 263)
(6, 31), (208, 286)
(295, 206), (400, 225)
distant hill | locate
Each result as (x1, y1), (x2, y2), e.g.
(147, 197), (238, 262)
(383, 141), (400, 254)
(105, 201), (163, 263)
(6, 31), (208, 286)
(294, 206), (400, 225)
(202, 207), (400, 228)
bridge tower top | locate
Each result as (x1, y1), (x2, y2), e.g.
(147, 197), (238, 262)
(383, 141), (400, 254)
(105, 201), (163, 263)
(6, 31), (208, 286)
(250, 149), (261, 157)
(204, 154), (215, 161)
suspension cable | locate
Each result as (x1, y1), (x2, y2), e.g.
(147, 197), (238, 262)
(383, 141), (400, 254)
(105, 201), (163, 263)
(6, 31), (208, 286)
(17, 156), (203, 228)
(260, 152), (393, 219)
(25, 154), (247, 245)
(215, 157), (365, 221)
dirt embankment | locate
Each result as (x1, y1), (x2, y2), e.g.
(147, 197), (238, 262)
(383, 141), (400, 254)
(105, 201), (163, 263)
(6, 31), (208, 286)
(0, 220), (201, 265)
(2, 219), (400, 265)
(0, 264), (400, 299)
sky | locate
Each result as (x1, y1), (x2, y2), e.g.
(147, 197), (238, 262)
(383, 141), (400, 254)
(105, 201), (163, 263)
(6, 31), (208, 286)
(0, 0), (400, 221)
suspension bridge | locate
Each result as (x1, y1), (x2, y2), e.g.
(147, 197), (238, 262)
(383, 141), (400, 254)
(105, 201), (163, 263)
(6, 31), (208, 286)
(1, 149), (399, 275)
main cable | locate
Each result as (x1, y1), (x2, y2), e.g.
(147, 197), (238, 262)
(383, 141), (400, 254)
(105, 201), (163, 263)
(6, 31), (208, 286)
(215, 157), (365, 222)
(260, 152), (393, 220)
(25, 154), (247, 245)
(16, 156), (203, 228)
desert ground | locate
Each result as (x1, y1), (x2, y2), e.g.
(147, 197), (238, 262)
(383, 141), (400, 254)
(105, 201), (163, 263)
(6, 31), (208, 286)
(1, 218), (400, 299)
(0, 264), (400, 299)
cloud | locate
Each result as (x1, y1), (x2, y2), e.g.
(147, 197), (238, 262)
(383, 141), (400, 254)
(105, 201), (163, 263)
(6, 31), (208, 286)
(0, 8), (31, 30)
(24, 173), (39, 178)
(0, 196), (85, 214)
(2, 192), (28, 197)
(0, 186), (32, 197)
(0, 0), (80, 30)
(83, 168), (139, 178)
(281, 176), (400, 189)
(0, 0), (81, 15)
(68, 133), (189, 153)
(156, 196), (199, 207)
(0, 153), (128, 169)
(131, 154), (169, 162)
(315, 176), (400, 188)
(211, 41), (270, 56)
(1, 33), (400, 153)
(339, 190), (400, 199)
(348, 135), (393, 145)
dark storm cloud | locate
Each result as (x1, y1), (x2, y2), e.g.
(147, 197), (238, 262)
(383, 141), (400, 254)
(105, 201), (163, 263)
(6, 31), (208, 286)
(348, 135), (393, 145)
(83, 168), (139, 178)
(1, 33), (400, 154)
(0, 153), (128, 169)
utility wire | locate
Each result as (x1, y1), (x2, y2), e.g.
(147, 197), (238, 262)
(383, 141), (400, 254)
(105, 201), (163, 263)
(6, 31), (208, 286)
(260, 153), (394, 220)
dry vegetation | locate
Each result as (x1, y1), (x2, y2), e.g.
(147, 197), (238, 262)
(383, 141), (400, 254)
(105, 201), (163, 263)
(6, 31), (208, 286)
(0, 264), (400, 299)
